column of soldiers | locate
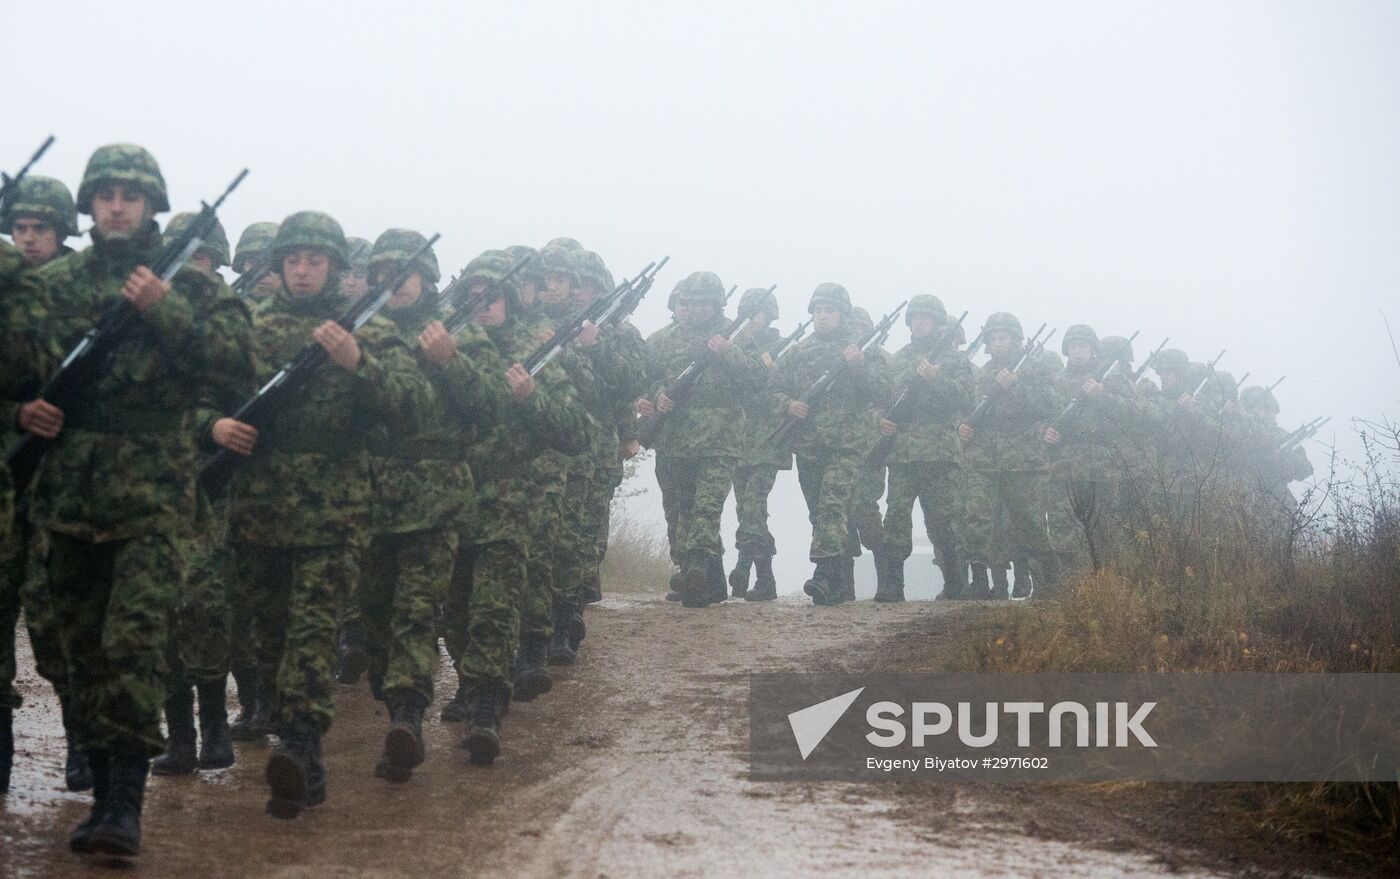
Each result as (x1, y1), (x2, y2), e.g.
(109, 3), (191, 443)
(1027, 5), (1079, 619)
(0, 143), (649, 860)
(1, 142), (1317, 864)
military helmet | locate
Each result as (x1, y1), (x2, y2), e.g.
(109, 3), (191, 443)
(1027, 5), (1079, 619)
(1, 175), (78, 238)
(851, 306), (874, 336)
(461, 249), (520, 308)
(572, 250), (614, 293)
(1239, 386), (1280, 416)
(368, 228), (440, 284)
(1100, 335), (1134, 366)
(1153, 348), (1190, 375)
(667, 288), (680, 312)
(163, 211), (230, 268)
(75, 144), (169, 214)
(540, 244), (580, 285)
(1210, 370), (1239, 404)
(673, 270), (725, 304)
(344, 236), (372, 273)
(946, 312), (967, 345)
(808, 282), (851, 315)
(269, 211), (349, 270)
(545, 236), (583, 252)
(232, 222), (279, 273)
(739, 286), (779, 321)
(981, 312), (1024, 344)
(505, 244), (546, 291)
(1040, 350), (1065, 371)
(905, 294), (946, 326)
(1061, 324), (1099, 356)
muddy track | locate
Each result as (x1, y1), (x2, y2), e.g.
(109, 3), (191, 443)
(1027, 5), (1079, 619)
(4, 596), (1246, 878)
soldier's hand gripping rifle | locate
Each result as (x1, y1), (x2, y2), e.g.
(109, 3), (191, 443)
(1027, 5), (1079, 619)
(1188, 349), (1227, 398)
(1277, 416), (1329, 452)
(198, 232), (439, 495)
(0, 135), (55, 216)
(7, 169), (249, 492)
(1130, 336), (1170, 383)
(636, 284), (777, 446)
(602, 256), (669, 328)
(964, 323), (1051, 428)
(1052, 329), (1140, 428)
(766, 318), (813, 363)
(865, 311), (969, 467)
(767, 300), (908, 451)
(523, 261), (660, 376)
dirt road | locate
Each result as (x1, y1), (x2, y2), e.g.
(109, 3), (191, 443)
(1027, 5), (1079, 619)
(3, 596), (1239, 878)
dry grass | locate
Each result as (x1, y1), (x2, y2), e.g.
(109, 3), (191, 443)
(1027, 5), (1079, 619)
(600, 508), (672, 595)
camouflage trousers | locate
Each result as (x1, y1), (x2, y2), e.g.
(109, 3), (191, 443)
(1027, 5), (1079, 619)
(582, 465), (621, 603)
(958, 468), (1053, 568)
(883, 461), (962, 566)
(796, 452), (859, 559)
(46, 531), (184, 756)
(553, 463), (596, 607)
(359, 527), (457, 702)
(845, 462), (887, 557)
(236, 543), (362, 734)
(443, 537), (524, 692)
(732, 464), (778, 558)
(520, 468), (566, 639)
(167, 528), (233, 684)
(655, 454), (734, 567)
(4, 515), (67, 708)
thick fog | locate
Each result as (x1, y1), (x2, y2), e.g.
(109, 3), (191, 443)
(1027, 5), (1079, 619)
(9, 1), (1398, 593)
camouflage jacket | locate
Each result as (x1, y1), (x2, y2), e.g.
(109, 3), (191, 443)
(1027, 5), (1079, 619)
(597, 319), (648, 464)
(20, 225), (254, 543)
(883, 334), (974, 465)
(1046, 357), (1136, 481)
(771, 324), (887, 457)
(736, 324), (792, 469)
(644, 312), (762, 459)
(368, 292), (502, 535)
(228, 284), (433, 548)
(960, 345), (1058, 472)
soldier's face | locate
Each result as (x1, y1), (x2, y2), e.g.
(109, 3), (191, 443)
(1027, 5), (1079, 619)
(472, 284), (508, 326)
(8, 217), (61, 266)
(909, 313), (937, 339)
(91, 184), (147, 237)
(382, 268), (424, 309)
(988, 331), (1014, 357)
(1067, 341), (1094, 365)
(542, 273), (572, 304)
(576, 282), (602, 306)
(283, 248), (333, 295)
(1158, 370), (1181, 391)
(518, 280), (540, 306)
(339, 269), (369, 300)
(679, 300), (716, 326)
(252, 270), (282, 298)
(189, 253), (215, 274)
(812, 304), (842, 332)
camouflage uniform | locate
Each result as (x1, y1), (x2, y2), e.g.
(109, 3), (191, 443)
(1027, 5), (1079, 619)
(1236, 386), (1312, 537)
(844, 308), (893, 596)
(879, 296), (975, 599)
(231, 221), (281, 302)
(771, 284), (886, 604)
(643, 272), (761, 607)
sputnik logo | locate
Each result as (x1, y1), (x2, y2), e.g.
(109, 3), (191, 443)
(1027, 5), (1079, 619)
(787, 687), (864, 760)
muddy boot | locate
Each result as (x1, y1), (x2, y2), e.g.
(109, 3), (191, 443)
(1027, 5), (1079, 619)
(266, 717), (322, 819)
(512, 632), (553, 702)
(968, 563), (991, 600)
(462, 683), (505, 766)
(936, 551), (964, 600)
(59, 698), (93, 792)
(837, 556), (857, 603)
(873, 553), (904, 602)
(152, 683), (197, 776)
(336, 623), (369, 685)
(728, 551), (752, 599)
(1, 706), (12, 795)
(381, 691), (427, 783)
(68, 750), (110, 853)
(548, 602), (577, 665)
(85, 746), (147, 858)
(990, 564), (1011, 600)
(441, 680), (469, 722)
(229, 664), (260, 740)
(705, 554), (729, 605)
(746, 556), (777, 601)
(665, 570), (683, 602)
(804, 558), (838, 606)
(196, 678), (235, 770)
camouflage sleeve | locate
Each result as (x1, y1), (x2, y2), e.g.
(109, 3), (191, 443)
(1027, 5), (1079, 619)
(355, 329), (438, 432)
(713, 334), (765, 395)
(427, 323), (509, 425)
(134, 269), (206, 368)
(518, 361), (592, 456)
(192, 289), (257, 451)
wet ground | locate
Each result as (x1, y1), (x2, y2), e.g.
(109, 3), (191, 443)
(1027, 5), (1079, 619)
(0, 595), (1310, 878)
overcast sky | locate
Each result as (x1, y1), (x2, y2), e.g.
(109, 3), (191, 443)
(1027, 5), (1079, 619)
(10, 1), (1399, 592)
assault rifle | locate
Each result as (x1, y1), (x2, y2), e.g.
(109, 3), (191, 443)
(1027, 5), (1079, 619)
(1188, 349), (1227, 398)
(964, 323), (1050, 428)
(602, 255), (669, 327)
(7, 169), (249, 492)
(230, 246), (275, 298)
(0, 135), (55, 216)
(767, 301), (908, 451)
(636, 284), (777, 446)
(525, 260), (667, 376)
(1267, 375), (1286, 393)
(1278, 416), (1329, 452)
(198, 232), (440, 494)
(439, 253), (532, 335)
(1051, 329), (1140, 428)
(1130, 336), (1170, 383)
(767, 318), (813, 362)
(865, 311), (969, 467)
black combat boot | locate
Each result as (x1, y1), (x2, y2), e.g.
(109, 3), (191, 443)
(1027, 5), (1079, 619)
(873, 553), (905, 602)
(336, 624), (369, 685)
(60, 698), (93, 792)
(1, 705), (13, 795)
(266, 717), (323, 819)
(746, 556), (777, 601)
(705, 554), (728, 605)
(196, 677), (235, 770)
(68, 749), (110, 853)
(804, 558), (839, 606)
(85, 746), (148, 858)
(379, 691), (427, 783)
(990, 564), (1011, 600)
(462, 683), (505, 766)
(837, 556), (857, 603)
(969, 563), (991, 600)
(665, 570), (683, 602)
(936, 551), (964, 600)
(512, 632), (553, 702)
(229, 664), (260, 741)
(728, 551), (753, 599)
(677, 557), (711, 609)
(152, 683), (197, 776)
(441, 680), (469, 722)
(548, 601), (577, 664)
